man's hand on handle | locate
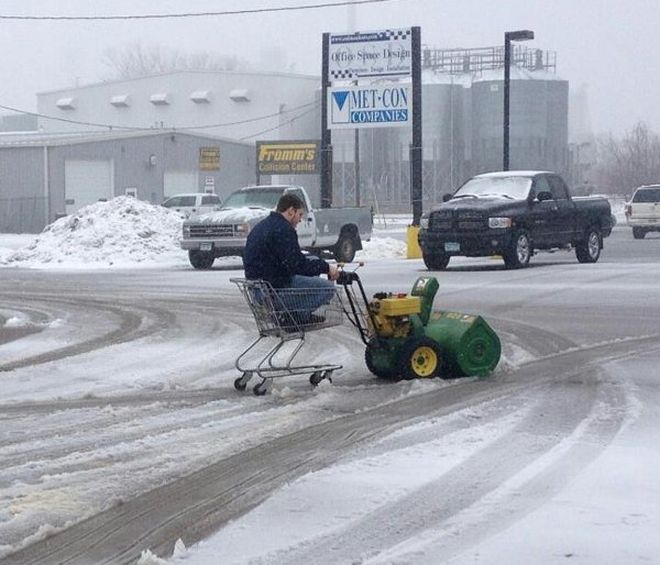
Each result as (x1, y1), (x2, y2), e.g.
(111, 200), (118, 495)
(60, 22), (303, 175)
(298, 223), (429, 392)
(327, 264), (340, 282)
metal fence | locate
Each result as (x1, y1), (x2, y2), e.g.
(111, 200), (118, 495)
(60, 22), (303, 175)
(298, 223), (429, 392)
(0, 197), (46, 233)
(332, 157), (462, 214)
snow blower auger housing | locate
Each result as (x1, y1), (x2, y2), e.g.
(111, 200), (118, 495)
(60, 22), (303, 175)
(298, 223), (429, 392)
(338, 272), (501, 380)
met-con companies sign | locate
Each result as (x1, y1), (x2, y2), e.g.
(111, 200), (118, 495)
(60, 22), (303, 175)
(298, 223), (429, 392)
(328, 85), (411, 130)
(256, 140), (320, 175)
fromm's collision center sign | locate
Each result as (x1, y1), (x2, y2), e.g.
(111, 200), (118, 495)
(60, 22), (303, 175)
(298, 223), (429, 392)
(256, 140), (320, 175)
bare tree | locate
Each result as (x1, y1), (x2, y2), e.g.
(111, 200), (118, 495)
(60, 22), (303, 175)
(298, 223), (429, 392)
(102, 42), (249, 80)
(593, 122), (660, 195)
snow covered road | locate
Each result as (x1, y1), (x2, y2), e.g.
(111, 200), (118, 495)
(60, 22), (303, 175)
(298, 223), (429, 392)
(1, 229), (660, 564)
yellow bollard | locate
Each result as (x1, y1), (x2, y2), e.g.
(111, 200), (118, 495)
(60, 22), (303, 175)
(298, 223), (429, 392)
(406, 225), (422, 259)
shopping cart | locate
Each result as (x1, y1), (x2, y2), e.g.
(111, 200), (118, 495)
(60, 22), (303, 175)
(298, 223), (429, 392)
(230, 278), (344, 395)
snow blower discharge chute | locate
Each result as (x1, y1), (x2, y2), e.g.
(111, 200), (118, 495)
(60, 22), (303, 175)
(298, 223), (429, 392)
(338, 272), (501, 380)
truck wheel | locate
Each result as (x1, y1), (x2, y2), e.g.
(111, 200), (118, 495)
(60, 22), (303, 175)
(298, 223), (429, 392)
(503, 230), (531, 269)
(422, 252), (450, 271)
(399, 337), (445, 380)
(632, 227), (646, 239)
(576, 227), (601, 263)
(188, 250), (215, 269)
(365, 342), (399, 380)
(334, 234), (356, 263)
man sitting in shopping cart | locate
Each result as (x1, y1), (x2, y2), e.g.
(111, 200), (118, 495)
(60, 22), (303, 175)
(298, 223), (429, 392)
(243, 193), (339, 327)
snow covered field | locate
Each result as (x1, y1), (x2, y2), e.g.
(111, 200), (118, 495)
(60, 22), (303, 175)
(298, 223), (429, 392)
(1, 198), (658, 564)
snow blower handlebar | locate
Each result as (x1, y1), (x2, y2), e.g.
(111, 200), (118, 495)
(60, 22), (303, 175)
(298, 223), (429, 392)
(336, 267), (377, 345)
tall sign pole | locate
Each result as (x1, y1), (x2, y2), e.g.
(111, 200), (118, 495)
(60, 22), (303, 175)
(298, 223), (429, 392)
(503, 30), (534, 171)
(410, 26), (422, 226)
(324, 27), (416, 217)
(503, 34), (512, 171)
(320, 32), (333, 208)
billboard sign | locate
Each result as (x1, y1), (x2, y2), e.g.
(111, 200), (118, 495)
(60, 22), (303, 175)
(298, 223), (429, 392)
(329, 28), (412, 80)
(328, 84), (411, 129)
(256, 140), (320, 175)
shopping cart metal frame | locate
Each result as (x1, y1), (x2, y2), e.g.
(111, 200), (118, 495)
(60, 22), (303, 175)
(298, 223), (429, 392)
(230, 278), (343, 395)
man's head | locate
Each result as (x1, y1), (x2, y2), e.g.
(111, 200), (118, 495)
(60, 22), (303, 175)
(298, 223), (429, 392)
(276, 193), (305, 227)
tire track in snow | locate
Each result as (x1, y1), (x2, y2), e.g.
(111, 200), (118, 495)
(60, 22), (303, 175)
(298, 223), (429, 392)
(1, 290), (657, 562)
(276, 367), (627, 564)
(5, 327), (653, 565)
(0, 294), (164, 372)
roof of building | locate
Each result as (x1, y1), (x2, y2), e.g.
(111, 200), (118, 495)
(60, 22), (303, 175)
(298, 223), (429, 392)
(0, 128), (253, 148)
(37, 69), (319, 96)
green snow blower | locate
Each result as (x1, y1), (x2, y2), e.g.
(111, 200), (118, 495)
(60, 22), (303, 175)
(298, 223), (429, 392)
(338, 272), (501, 380)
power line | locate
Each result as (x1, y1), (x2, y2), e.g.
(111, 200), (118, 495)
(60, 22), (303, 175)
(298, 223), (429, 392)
(239, 105), (319, 141)
(0, 0), (394, 21)
(0, 103), (138, 131)
(0, 100), (318, 132)
(179, 101), (318, 131)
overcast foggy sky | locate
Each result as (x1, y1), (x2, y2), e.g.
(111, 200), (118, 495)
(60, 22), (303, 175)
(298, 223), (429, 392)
(1, 0), (659, 138)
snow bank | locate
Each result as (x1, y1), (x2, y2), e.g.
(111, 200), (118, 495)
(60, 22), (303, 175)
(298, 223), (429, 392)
(357, 236), (407, 259)
(0, 199), (409, 269)
(0, 197), (185, 269)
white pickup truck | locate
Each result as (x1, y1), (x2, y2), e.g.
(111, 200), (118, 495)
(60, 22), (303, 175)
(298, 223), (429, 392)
(180, 184), (373, 269)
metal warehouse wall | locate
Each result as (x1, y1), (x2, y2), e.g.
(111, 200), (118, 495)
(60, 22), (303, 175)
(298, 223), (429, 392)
(47, 133), (255, 221)
(0, 132), (255, 233)
(37, 71), (319, 140)
(0, 146), (46, 232)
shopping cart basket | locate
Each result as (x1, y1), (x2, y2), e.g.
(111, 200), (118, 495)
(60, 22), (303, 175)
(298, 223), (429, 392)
(230, 278), (344, 395)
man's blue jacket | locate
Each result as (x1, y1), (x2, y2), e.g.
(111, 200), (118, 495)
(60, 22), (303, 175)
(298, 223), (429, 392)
(244, 212), (330, 288)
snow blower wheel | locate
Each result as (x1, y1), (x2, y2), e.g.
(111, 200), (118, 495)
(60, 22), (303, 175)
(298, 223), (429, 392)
(399, 337), (444, 380)
(365, 340), (401, 381)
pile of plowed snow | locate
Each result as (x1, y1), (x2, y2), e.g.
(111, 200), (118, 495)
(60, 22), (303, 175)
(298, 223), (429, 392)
(0, 197), (408, 269)
(1, 197), (187, 268)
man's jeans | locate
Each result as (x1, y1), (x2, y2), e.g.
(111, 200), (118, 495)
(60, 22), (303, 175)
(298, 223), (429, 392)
(275, 275), (336, 322)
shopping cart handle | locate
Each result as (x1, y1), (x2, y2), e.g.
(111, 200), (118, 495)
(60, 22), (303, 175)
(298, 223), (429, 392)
(337, 270), (360, 285)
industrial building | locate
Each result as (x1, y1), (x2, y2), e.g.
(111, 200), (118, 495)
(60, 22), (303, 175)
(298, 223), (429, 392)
(36, 69), (319, 140)
(0, 130), (254, 232)
(1, 46), (569, 229)
(330, 45), (568, 209)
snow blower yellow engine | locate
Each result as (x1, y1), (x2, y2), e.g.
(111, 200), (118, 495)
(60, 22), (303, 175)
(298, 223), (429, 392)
(368, 292), (422, 339)
(338, 273), (501, 381)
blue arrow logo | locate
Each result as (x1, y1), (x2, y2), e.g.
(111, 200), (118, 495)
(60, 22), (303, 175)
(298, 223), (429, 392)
(332, 91), (349, 111)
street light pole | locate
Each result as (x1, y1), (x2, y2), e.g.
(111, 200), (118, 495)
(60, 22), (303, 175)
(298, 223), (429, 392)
(503, 29), (534, 171)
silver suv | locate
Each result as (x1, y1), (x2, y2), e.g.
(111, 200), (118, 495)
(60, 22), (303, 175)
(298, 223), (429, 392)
(625, 184), (660, 239)
(162, 193), (221, 218)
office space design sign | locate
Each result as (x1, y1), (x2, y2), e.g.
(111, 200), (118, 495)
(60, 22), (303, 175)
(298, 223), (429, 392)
(256, 140), (320, 175)
(329, 28), (412, 80)
(328, 84), (411, 129)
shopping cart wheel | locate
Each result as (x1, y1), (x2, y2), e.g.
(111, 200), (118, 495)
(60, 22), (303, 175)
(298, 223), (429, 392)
(309, 371), (324, 387)
(253, 381), (269, 396)
(234, 371), (252, 391)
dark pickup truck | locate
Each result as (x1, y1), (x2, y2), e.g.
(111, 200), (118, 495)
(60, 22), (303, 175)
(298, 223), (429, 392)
(419, 171), (613, 269)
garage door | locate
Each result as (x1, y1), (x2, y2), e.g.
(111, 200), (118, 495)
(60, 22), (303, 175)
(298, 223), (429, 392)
(164, 171), (198, 198)
(64, 160), (114, 215)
